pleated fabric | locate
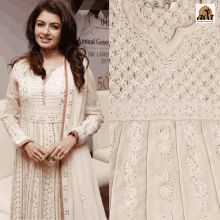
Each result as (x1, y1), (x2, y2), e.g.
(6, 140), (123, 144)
(109, 120), (220, 220)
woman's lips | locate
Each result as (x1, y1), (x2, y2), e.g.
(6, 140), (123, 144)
(40, 37), (51, 43)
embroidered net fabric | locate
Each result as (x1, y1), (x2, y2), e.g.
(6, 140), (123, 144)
(131, 0), (206, 42)
(109, 0), (220, 219)
(110, 120), (220, 220)
(110, 0), (220, 121)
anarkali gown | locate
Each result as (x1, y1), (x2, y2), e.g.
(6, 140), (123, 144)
(1, 59), (107, 220)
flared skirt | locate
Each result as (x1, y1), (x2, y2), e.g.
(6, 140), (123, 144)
(109, 120), (220, 220)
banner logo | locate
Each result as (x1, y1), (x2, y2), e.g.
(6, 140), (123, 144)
(196, 4), (215, 23)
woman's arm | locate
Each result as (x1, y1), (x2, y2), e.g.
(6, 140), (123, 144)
(1, 62), (33, 150)
(70, 66), (104, 146)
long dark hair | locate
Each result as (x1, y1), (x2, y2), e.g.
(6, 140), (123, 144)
(10, 0), (88, 92)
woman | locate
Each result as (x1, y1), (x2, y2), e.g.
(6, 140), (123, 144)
(1, 0), (107, 219)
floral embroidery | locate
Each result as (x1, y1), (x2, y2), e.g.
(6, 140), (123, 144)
(183, 121), (209, 220)
(109, 121), (118, 158)
(61, 159), (71, 220)
(109, 0), (220, 122)
(157, 126), (174, 220)
(109, 105), (220, 121)
(131, 0), (209, 42)
(75, 116), (103, 144)
(124, 122), (143, 219)
(81, 194), (86, 201)
(214, 122), (220, 155)
(158, 182), (173, 199)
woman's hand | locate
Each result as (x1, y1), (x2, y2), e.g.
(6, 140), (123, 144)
(47, 135), (76, 161)
(24, 142), (49, 162)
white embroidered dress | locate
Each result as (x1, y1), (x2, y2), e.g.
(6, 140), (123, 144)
(109, 0), (220, 219)
(1, 59), (107, 220)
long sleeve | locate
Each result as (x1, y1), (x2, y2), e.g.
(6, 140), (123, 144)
(72, 66), (104, 145)
(1, 62), (33, 149)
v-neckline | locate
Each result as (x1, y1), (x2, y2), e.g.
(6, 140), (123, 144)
(41, 58), (65, 86)
(122, 0), (210, 58)
(146, 23), (198, 57)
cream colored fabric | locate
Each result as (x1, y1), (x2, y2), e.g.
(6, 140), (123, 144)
(93, 90), (109, 151)
(110, 0), (220, 120)
(91, 158), (109, 187)
(0, 212), (9, 220)
(110, 120), (220, 219)
(0, 100), (15, 179)
(109, 0), (220, 219)
(131, 0), (213, 42)
(93, 148), (110, 163)
(93, 90), (109, 163)
(0, 175), (12, 215)
(1, 59), (107, 220)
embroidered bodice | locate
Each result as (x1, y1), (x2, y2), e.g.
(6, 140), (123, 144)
(132, 0), (198, 42)
(2, 59), (103, 147)
(109, 0), (220, 121)
(17, 62), (65, 123)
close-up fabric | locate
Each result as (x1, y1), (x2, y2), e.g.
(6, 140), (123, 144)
(109, 0), (220, 219)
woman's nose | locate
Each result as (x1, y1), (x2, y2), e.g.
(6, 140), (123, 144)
(42, 25), (50, 35)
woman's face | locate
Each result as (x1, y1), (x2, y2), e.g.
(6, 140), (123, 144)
(35, 10), (61, 50)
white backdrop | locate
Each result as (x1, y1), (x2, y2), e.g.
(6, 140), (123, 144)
(76, 13), (109, 91)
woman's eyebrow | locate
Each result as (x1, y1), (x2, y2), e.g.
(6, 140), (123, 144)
(36, 20), (61, 26)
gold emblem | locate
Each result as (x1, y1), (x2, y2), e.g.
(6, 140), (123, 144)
(197, 5), (214, 20)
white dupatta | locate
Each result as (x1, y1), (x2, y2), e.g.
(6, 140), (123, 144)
(60, 59), (106, 220)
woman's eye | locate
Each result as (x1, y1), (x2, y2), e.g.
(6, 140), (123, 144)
(37, 23), (44, 27)
(52, 25), (59, 29)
